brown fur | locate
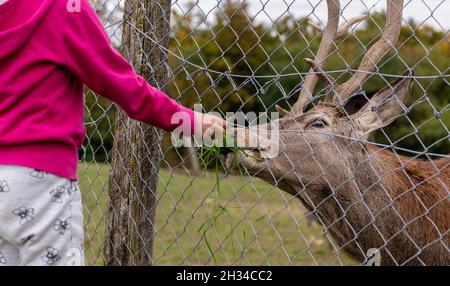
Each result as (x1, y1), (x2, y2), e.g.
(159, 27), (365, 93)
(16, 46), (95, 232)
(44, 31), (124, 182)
(319, 145), (450, 265)
(364, 147), (450, 265)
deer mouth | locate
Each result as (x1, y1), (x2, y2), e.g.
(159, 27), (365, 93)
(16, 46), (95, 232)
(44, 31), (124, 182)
(224, 145), (270, 175)
(223, 127), (276, 174)
(225, 151), (262, 174)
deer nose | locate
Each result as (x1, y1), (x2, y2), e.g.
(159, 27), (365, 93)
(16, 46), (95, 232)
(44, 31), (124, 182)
(224, 149), (265, 171)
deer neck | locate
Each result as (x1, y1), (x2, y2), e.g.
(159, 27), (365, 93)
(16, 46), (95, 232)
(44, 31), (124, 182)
(308, 146), (398, 232)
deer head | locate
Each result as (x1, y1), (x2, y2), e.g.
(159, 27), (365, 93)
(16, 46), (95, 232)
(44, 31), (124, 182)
(228, 0), (411, 212)
(226, 0), (450, 266)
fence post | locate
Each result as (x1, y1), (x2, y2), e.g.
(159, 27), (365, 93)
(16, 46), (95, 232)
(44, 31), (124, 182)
(104, 0), (172, 266)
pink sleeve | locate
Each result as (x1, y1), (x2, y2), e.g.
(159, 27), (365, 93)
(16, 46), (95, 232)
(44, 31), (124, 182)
(58, 0), (194, 133)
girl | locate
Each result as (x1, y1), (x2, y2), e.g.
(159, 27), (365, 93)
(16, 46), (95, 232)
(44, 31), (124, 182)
(0, 0), (226, 266)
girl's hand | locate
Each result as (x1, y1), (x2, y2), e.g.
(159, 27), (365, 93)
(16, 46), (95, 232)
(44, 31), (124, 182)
(193, 111), (227, 137)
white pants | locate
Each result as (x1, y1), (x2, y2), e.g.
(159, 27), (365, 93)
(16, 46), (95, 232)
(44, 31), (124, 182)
(0, 165), (85, 266)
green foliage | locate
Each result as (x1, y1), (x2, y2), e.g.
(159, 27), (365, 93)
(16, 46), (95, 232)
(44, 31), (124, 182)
(81, 91), (115, 162)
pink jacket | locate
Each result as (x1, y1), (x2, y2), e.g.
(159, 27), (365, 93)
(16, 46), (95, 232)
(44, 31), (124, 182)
(0, 0), (194, 180)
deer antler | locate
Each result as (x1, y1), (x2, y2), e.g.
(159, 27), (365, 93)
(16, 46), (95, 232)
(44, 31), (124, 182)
(308, 12), (369, 40)
(334, 0), (405, 105)
(291, 0), (341, 114)
(303, 58), (336, 103)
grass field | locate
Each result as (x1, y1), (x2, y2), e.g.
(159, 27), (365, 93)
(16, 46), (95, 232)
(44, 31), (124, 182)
(78, 163), (354, 266)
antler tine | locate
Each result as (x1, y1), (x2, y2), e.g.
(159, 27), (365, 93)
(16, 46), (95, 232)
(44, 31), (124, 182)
(334, 0), (405, 105)
(336, 13), (369, 38)
(304, 58), (336, 103)
(291, 0), (340, 114)
(309, 12), (369, 40)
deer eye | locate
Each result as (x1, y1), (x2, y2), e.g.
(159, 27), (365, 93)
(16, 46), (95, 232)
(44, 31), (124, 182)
(309, 119), (327, 128)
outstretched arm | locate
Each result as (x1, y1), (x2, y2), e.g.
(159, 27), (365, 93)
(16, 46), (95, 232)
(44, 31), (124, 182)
(57, 0), (226, 135)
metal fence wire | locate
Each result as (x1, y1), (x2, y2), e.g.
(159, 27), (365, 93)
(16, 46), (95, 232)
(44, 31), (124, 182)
(80, 0), (449, 266)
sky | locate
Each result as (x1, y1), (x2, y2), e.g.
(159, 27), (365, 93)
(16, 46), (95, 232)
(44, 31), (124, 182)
(178, 0), (450, 30)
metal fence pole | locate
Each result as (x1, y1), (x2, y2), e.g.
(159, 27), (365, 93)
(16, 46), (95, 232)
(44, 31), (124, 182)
(104, 0), (171, 266)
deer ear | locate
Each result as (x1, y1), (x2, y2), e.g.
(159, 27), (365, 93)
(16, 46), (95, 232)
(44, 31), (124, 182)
(352, 72), (414, 137)
(275, 105), (293, 118)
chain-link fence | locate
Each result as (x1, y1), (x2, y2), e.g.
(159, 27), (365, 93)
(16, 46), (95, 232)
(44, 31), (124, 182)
(80, 0), (449, 266)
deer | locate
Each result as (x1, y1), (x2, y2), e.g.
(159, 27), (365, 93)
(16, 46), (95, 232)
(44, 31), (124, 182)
(226, 0), (449, 266)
